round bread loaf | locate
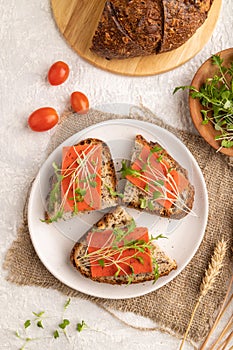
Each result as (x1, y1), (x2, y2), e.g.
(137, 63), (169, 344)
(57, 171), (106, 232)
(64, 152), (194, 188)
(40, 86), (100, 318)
(91, 0), (213, 59)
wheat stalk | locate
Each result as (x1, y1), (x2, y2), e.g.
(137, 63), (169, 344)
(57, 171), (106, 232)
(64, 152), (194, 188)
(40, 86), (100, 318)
(179, 239), (227, 350)
(210, 314), (233, 350)
(219, 330), (233, 350)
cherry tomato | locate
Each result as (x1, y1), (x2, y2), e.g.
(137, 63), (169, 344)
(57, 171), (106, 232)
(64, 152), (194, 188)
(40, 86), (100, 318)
(28, 107), (59, 132)
(70, 91), (89, 114)
(47, 61), (69, 86)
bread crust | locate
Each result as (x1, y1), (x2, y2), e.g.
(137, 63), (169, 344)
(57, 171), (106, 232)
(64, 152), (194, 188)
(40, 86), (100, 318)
(159, 0), (211, 53)
(90, 1), (146, 59)
(70, 206), (177, 284)
(122, 135), (195, 220)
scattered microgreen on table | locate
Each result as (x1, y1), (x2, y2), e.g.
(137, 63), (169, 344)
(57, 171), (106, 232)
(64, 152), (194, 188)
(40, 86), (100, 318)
(77, 320), (88, 332)
(105, 185), (124, 199)
(174, 54), (233, 151)
(15, 298), (92, 349)
(53, 298), (72, 341)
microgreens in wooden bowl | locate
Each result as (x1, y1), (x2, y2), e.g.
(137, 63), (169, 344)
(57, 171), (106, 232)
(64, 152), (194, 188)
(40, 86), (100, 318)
(174, 48), (233, 156)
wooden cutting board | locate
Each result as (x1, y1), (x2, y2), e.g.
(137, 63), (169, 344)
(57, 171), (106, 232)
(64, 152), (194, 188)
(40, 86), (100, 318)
(50, 0), (222, 76)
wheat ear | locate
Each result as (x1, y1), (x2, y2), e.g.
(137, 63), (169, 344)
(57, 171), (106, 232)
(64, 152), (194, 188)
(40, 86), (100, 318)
(179, 239), (227, 350)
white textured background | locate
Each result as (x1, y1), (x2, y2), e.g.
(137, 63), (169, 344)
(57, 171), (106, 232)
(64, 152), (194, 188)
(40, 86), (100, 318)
(0, 1), (232, 349)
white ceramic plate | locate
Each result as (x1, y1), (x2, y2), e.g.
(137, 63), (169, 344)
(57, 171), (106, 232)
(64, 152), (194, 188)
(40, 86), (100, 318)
(28, 117), (208, 299)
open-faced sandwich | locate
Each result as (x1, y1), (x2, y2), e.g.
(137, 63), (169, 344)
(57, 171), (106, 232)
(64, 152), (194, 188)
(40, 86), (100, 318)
(70, 206), (177, 284)
(91, 0), (213, 60)
(44, 138), (117, 223)
(121, 135), (195, 219)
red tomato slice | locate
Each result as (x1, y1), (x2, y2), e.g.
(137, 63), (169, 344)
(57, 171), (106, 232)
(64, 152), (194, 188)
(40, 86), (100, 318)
(28, 107), (59, 132)
(61, 143), (102, 213)
(48, 61), (69, 86)
(70, 91), (89, 114)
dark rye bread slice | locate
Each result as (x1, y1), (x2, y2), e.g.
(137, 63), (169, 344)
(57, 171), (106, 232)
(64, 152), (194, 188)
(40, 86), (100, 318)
(70, 206), (177, 284)
(159, 0), (212, 53)
(90, 0), (163, 59)
(91, 0), (213, 59)
(122, 135), (195, 219)
(46, 138), (118, 221)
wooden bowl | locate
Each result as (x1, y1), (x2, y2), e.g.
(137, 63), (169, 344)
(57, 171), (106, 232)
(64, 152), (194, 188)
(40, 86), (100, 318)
(189, 48), (233, 157)
(50, 0), (222, 76)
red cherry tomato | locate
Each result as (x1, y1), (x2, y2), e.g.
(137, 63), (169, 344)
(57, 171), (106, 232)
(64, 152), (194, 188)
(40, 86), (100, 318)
(47, 61), (69, 86)
(28, 107), (59, 132)
(70, 91), (89, 114)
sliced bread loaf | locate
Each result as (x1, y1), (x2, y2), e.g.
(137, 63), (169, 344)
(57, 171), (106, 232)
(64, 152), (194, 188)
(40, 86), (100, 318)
(91, 0), (213, 59)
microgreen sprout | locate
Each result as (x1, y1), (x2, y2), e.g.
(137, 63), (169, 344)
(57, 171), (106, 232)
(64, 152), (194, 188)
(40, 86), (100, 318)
(78, 223), (165, 284)
(32, 311), (45, 329)
(15, 330), (35, 350)
(24, 320), (31, 329)
(77, 320), (88, 332)
(59, 319), (70, 330)
(174, 54), (233, 151)
(53, 298), (71, 342)
(105, 185), (124, 199)
(153, 234), (168, 240)
(53, 330), (59, 339)
(64, 297), (71, 310)
(120, 160), (142, 178)
(15, 299), (91, 348)
(15, 329), (42, 350)
(37, 320), (43, 329)
(15, 311), (47, 348)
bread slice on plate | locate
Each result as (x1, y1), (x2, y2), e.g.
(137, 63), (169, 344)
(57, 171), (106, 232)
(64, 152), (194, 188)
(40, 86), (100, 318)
(70, 206), (177, 285)
(45, 138), (118, 223)
(121, 135), (195, 220)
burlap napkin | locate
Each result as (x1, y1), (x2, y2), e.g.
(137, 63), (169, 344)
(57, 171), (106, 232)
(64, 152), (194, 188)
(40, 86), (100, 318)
(4, 106), (233, 344)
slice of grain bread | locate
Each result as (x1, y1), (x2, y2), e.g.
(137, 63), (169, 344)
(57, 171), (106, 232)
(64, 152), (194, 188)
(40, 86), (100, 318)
(46, 138), (118, 222)
(70, 206), (177, 284)
(122, 135), (195, 219)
